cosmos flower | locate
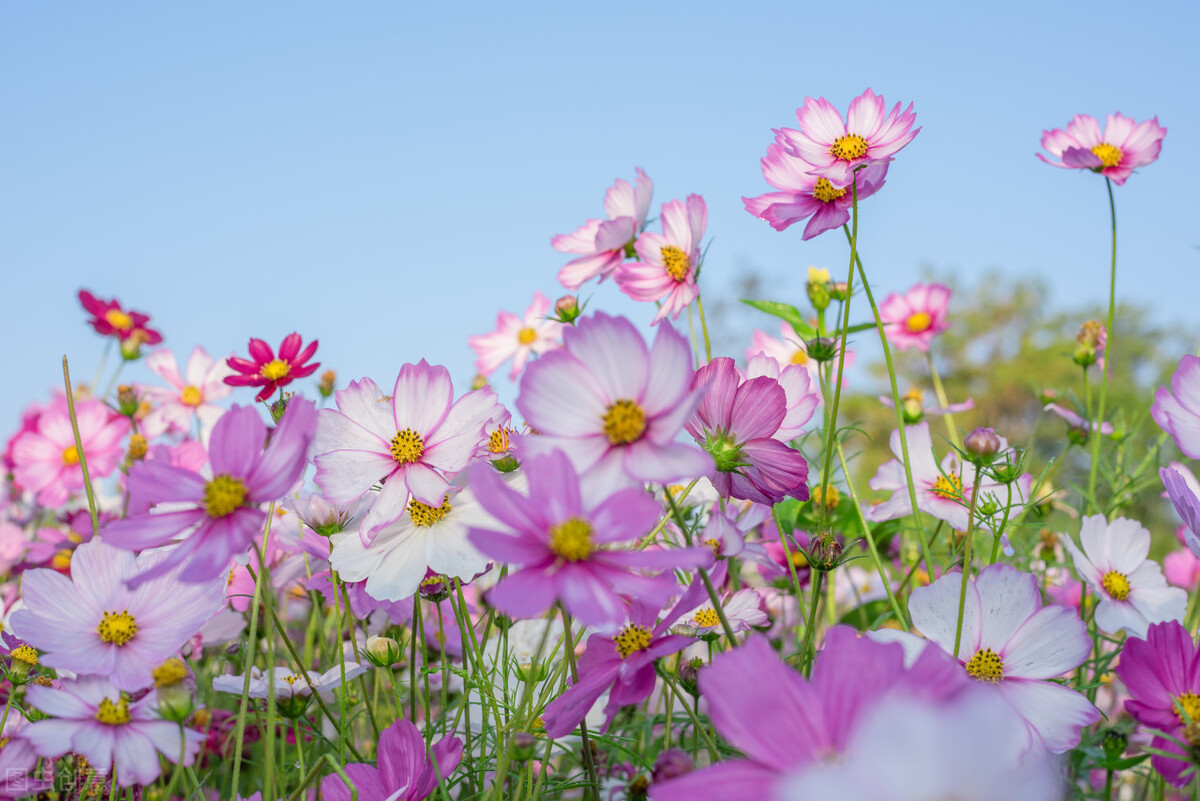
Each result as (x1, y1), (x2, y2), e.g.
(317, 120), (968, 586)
(211, 664), (369, 703)
(746, 322), (855, 398)
(552, 168), (653, 290)
(1152, 355), (1200, 459)
(138, 346), (234, 439)
(78, 290), (163, 347)
(1161, 464), (1200, 558)
(614, 195), (707, 325)
(225, 333), (320, 402)
(878, 283), (952, 352)
(1037, 113), (1166, 185)
(320, 719), (463, 801)
(468, 291), (563, 380)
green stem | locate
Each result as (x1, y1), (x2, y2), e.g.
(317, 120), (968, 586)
(559, 607), (600, 801)
(952, 466), (983, 659)
(695, 294), (713, 363)
(924, 351), (962, 449)
(1087, 177), (1117, 513)
(662, 487), (737, 643)
(62, 357), (99, 536)
(799, 570), (824, 676)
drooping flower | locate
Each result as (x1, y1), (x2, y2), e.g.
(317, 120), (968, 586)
(743, 143), (888, 240)
(1037, 113), (1166, 185)
(320, 719), (463, 801)
(311, 365), (500, 542)
(468, 291), (563, 380)
(9, 397), (130, 508)
(1061, 515), (1185, 637)
(516, 312), (712, 489)
(552, 168), (653, 291)
(103, 400), (317, 585)
(139, 346), (235, 439)
(22, 676), (204, 787)
(776, 88), (920, 187)
(224, 333), (320, 402)
(1161, 464), (1200, 558)
(878, 283), (952, 352)
(1152, 354), (1200, 459)
(78, 290), (163, 348)
(614, 195), (707, 325)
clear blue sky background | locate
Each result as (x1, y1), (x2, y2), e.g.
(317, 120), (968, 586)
(3, 1), (1197, 434)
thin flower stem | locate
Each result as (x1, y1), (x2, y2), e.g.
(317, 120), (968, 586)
(558, 607), (601, 801)
(799, 570), (824, 676)
(62, 357), (99, 536)
(952, 466), (982, 659)
(1087, 177), (1118, 513)
(924, 351), (962, 449)
(662, 488), (737, 643)
(656, 671), (721, 759)
(771, 505), (809, 618)
(340, 582), (381, 741)
(696, 294), (713, 364)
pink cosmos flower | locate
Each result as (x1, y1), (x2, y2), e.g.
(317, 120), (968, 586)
(103, 400), (317, 586)
(614, 195), (706, 325)
(0, 737), (54, 798)
(10, 397), (130, 508)
(552, 168), (653, 290)
(743, 143), (888, 239)
(139, 346), (234, 439)
(23, 676), (204, 787)
(467, 291), (563, 380)
(12, 539), (226, 691)
(312, 364), (501, 542)
(1161, 464), (1200, 559)
(878, 283), (951, 352)
(78, 290), (163, 347)
(746, 322), (854, 398)
(1152, 355), (1200, 459)
(467, 450), (712, 627)
(743, 354), (820, 442)
(225, 333), (320, 402)
(516, 312), (712, 489)
(1037, 113), (1166, 185)
(1117, 621), (1200, 786)
(320, 719), (463, 801)
(685, 357), (810, 505)
(776, 88), (920, 187)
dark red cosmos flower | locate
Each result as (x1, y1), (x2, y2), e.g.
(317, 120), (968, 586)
(224, 333), (320, 402)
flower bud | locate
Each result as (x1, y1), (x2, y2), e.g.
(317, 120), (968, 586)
(119, 330), (150, 361)
(627, 775), (650, 801)
(805, 531), (844, 572)
(318, 370), (337, 398)
(470, 374), (489, 391)
(116, 385), (140, 417)
(8, 644), (39, 683)
(125, 433), (148, 467)
(419, 574), (451, 603)
(554, 295), (582, 324)
(988, 458), (1024, 485)
(804, 337), (838, 363)
(806, 267), (832, 312)
(963, 427), (1001, 466)
(268, 394), (291, 423)
(810, 485), (839, 512)
(677, 657), (704, 697)
(1102, 729), (1128, 761)
(652, 749), (695, 784)
(830, 281), (850, 301)
(511, 732), (537, 761)
(364, 636), (403, 668)
(901, 388), (925, 424)
(153, 658), (196, 723)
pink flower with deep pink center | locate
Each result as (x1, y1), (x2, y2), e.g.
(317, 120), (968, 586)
(467, 291), (563, 380)
(743, 143), (888, 240)
(552, 168), (653, 291)
(11, 539), (226, 691)
(878, 283), (951, 352)
(685, 357), (810, 505)
(466, 450), (712, 628)
(320, 719), (463, 801)
(312, 363), (501, 542)
(103, 399), (317, 586)
(23, 676), (204, 787)
(224, 333), (320, 403)
(614, 195), (706, 325)
(776, 88), (920, 187)
(516, 312), (713, 489)
(78, 290), (163, 346)
(1037, 113), (1166, 185)
(138, 346), (234, 439)
(10, 397), (130, 508)
(1152, 355), (1200, 459)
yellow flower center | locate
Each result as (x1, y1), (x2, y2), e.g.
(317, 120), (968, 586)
(95, 698), (131, 726)
(62, 446), (80, 466)
(180, 385), (203, 406)
(126, 434), (148, 463)
(152, 658), (189, 688)
(51, 548), (73, 571)
(829, 133), (869, 161)
(965, 647), (1004, 685)
(1176, 692), (1200, 724)
(517, 327), (538, 345)
(812, 178), (846, 203)
(791, 550), (809, 568)
(104, 309), (133, 330)
(903, 388), (925, 404)
(811, 484), (840, 511)
(602, 399), (647, 445)
(1091, 142), (1123, 169)
(1102, 570), (1131, 601)
(614, 624), (653, 659)
(259, 359), (290, 381)
(204, 474), (248, 518)
(789, 349), (809, 366)
(932, 473), (963, 499)
(488, 428), (511, 454)
(693, 608), (720, 628)
(660, 245), (690, 282)
(905, 312), (932, 333)
(11, 645), (38, 666)
(97, 610), (138, 646)
(549, 518), (593, 562)
(389, 428), (425, 464)
(408, 498), (452, 527)
(703, 537), (722, 555)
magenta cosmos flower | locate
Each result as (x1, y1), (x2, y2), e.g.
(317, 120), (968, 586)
(878, 282), (952, 352)
(225, 332), (320, 402)
(614, 194), (706, 325)
(1037, 113), (1166, 185)
(743, 143), (888, 239)
(321, 719), (462, 801)
(516, 312), (712, 488)
(776, 88), (920, 187)
(312, 363), (501, 542)
(139, 345), (234, 439)
(78, 290), (163, 347)
(685, 357), (811, 505)
(23, 676), (204, 787)
(1152, 354), (1200, 459)
(467, 450), (711, 627)
(10, 397), (130, 508)
(104, 399), (316, 585)
(11, 539), (226, 691)
(467, 291), (562, 380)
(552, 167), (653, 291)
(1117, 621), (1200, 786)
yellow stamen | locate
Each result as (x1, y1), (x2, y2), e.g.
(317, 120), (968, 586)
(1102, 570), (1131, 601)
(614, 624), (653, 659)
(693, 608), (720, 628)
(905, 312), (932, 333)
(660, 245), (690, 282)
(152, 658), (189, 688)
(97, 610), (138, 646)
(965, 648), (1004, 685)
(811, 485), (840, 511)
(180, 385), (203, 406)
(95, 697), (131, 726)
(408, 498), (452, 527)
(829, 133), (869, 161)
(789, 349), (809, 366)
(259, 359), (290, 381)
(1091, 142), (1123, 169)
(1176, 692), (1200, 724)
(488, 428), (511, 454)
(932, 473), (963, 499)
(11, 645), (38, 667)
(903, 388), (925, 404)
(62, 446), (80, 466)
(51, 548), (73, 571)
(812, 178), (846, 203)
(104, 309), (133, 331)
(549, 518), (593, 562)
(126, 434), (148, 463)
(517, 327), (538, 345)
(602, 399), (647, 445)
(389, 428), (425, 464)
(204, 475), (248, 518)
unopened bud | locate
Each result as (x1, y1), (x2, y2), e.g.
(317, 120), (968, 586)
(964, 427), (1001, 466)
(364, 636), (403, 668)
(1102, 729), (1128, 760)
(652, 749), (695, 784)
(470, 374), (489, 391)
(116, 385), (140, 417)
(554, 295), (582, 324)
(830, 281), (849, 301)
(511, 732), (537, 761)
(1038, 388), (1058, 406)
(318, 370), (336, 398)
(677, 657), (704, 697)
(804, 336), (838, 363)
(810, 485), (839, 511)
(806, 267), (832, 312)
(269, 394), (291, 423)
(153, 658), (195, 722)
(627, 775), (650, 801)
(901, 388), (925, 424)
(419, 574), (451, 603)
(805, 531), (844, 571)
(988, 458), (1023, 485)
(119, 330), (149, 361)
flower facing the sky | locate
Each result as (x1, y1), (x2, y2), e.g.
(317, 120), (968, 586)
(878, 283), (952, 352)
(614, 195), (707, 324)
(468, 291), (562, 380)
(1061, 515), (1185, 637)
(776, 88), (920, 187)
(552, 167), (653, 290)
(104, 399), (317, 585)
(225, 333), (320, 402)
(139, 345), (234, 439)
(1037, 113), (1166, 185)
(320, 719), (463, 801)
(1152, 354), (1200, 459)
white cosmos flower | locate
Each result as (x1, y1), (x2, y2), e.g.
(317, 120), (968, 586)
(212, 663), (368, 702)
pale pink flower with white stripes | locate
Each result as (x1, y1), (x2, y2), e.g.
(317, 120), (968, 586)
(468, 291), (562, 381)
(615, 195), (706, 325)
(139, 346), (234, 439)
(552, 168), (653, 290)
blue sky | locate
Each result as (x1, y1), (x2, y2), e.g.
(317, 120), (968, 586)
(2, 1), (1197, 433)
